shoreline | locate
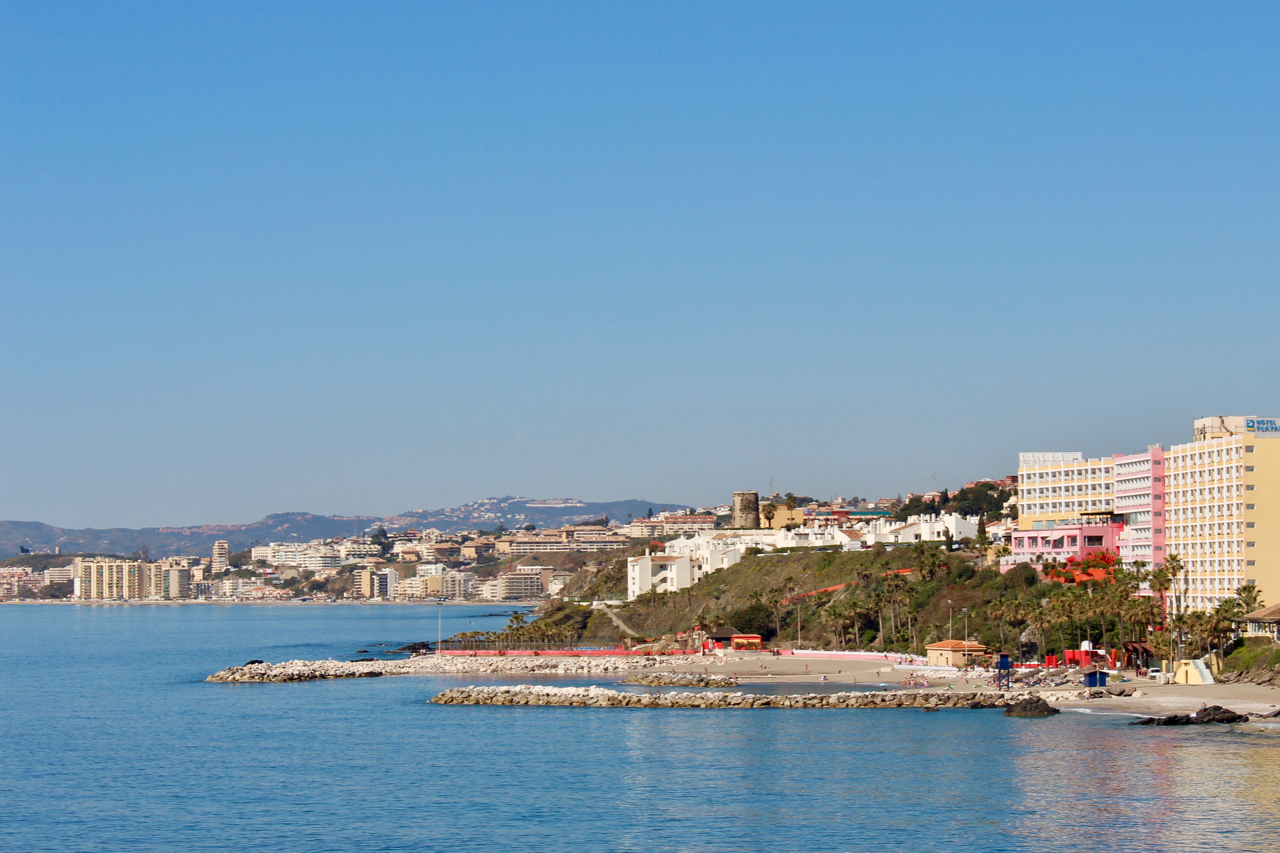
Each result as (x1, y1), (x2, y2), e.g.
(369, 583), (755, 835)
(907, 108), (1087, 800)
(203, 650), (1280, 720)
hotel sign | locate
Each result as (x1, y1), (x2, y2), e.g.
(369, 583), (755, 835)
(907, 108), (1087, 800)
(1246, 418), (1280, 433)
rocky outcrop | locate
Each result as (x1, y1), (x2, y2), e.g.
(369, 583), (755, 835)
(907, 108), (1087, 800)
(1003, 696), (1060, 717)
(1131, 705), (1250, 726)
(207, 654), (702, 683)
(621, 673), (739, 688)
(430, 684), (1046, 709)
(1217, 667), (1280, 687)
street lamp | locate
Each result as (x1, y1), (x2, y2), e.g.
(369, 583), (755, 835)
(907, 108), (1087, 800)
(962, 607), (969, 642)
(948, 600), (953, 640)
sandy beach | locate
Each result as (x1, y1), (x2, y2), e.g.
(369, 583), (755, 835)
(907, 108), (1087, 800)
(658, 653), (1280, 718)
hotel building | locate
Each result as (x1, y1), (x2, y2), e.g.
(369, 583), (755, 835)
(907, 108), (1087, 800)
(1016, 416), (1280, 613)
(1164, 416), (1280, 612)
(1016, 452), (1114, 528)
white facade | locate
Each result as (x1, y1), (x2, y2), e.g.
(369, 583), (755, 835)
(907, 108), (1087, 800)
(627, 554), (701, 600)
(860, 513), (980, 546)
(300, 549), (340, 575)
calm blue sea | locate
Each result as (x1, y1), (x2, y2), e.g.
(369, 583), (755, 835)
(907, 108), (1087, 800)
(3, 604), (1279, 853)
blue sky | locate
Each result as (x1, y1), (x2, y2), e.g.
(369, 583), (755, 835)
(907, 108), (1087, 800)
(3, 2), (1279, 528)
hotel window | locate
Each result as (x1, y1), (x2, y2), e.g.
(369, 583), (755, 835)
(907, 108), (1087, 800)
(1248, 560), (1256, 567)
(1085, 536), (1104, 547)
(1247, 504), (1256, 510)
(1246, 446), (1255, 453)
(1068, 536), (1078, 547)
(1247, 485), (1255, 491)
(1247, 522), (1256, 529)
(1247, 542), (1256, 548)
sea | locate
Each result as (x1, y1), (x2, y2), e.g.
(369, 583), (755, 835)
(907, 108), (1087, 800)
(3, 604), (1280, 853)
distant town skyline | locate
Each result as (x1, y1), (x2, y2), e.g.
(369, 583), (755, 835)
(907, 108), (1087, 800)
(4, 4), (1279, 528)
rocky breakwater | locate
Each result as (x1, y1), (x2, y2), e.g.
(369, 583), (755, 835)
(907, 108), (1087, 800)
(208, 654), (702, 683)
(431, 685), (1039, 709)
(621, 673), (739, 688)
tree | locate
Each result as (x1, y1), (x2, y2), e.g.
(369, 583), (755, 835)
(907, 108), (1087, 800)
(761, 503), (778, 528)
(975, 516), (989, 549)
(1236, 584), (1264, 615)
(785, 493), (798, 511)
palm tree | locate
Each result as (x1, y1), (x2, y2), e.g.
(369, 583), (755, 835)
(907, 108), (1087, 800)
(761, 503), (778, 528)
(1236, 584), (1263, 615)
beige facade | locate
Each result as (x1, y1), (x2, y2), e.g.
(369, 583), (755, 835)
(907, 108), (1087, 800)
(75, 557), (147, 600)
(1017, 452), (1114, 530)
(1165, 416), (1280, 612)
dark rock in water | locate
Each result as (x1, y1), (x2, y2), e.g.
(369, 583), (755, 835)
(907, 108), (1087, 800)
(921, 707), (939, 712)
(395, 641), (434, 654)
(1004, 696), (1060, 717)
(351, 657), (377, 662)
(1131, 705), (1249, 726)
(1252, 708), (1280, 719)
(356, 649), (368, 653)
(243, 659), (265, 666)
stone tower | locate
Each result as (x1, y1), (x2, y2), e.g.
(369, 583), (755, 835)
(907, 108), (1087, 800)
(731, 491), (760, 529)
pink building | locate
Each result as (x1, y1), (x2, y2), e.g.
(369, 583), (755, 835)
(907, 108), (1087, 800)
(1002, 521), (1123, 573)
(1112, 445), (1166, 570)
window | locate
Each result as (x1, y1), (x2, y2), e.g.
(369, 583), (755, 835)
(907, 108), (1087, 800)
(1247, 522), (1256, 529)
(1154, 529), (1163, 535)
(1248, 560), (1256, 567)
(1085, 536), (1104, 547)
(1247, 542), (1256, 548)
(1246, 445), (1255, 452)
(1068, 536), (1078, 547)
(1246, 466), (1255, 472)
(1247, 504), (1256, 510)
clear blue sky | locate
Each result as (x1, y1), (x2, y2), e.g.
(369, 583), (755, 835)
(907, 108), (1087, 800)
(4, 2), (1279, 528)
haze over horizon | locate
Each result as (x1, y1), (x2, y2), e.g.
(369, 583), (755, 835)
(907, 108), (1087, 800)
(5, 3), (1280, 529)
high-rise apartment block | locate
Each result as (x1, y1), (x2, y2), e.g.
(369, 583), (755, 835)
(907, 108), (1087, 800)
(74, 558), (147, 600)
(211, 540), (230, 573)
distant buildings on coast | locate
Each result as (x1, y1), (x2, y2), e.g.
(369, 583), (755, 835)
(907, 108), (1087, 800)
(3, 414), (1276, 617)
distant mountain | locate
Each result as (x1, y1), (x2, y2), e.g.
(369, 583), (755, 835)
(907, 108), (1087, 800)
(0, 498), (687, 559)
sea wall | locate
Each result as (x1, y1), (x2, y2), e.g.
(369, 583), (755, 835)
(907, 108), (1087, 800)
(429, 684), (1096, 708)
(620, 673), (739, 687)
(207, 654), (702, 683)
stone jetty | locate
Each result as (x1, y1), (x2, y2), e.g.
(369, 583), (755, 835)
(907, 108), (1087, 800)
(620, 673), (739, 688)
(430, 684), (1078, 709)
(207, 654), (702, 683)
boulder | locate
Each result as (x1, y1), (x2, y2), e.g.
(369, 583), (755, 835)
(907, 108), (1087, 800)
(1131, 705), (1249, 726)
(1003, 696), (1060, 717)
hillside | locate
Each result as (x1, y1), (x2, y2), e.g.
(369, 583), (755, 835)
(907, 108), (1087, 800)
(535, 544), (1172, 662)
(0, 497), (687, 559)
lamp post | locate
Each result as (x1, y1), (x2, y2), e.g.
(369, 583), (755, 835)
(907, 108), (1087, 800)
(962, 607), (969, 643)
(948, 599), (953, 640)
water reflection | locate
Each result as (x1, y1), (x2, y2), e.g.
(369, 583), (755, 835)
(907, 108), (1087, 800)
(1009, 717), (1280, 852)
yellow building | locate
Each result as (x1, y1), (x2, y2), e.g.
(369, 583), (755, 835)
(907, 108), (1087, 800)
(74, 557), (147, 600)
(1016, 452), (1114, 530)
(1165, 416), (1280, 612)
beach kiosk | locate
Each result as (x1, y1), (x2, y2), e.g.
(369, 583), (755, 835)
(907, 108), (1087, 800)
(925, 640), (986, 668)
(706, 626), (741, 651)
